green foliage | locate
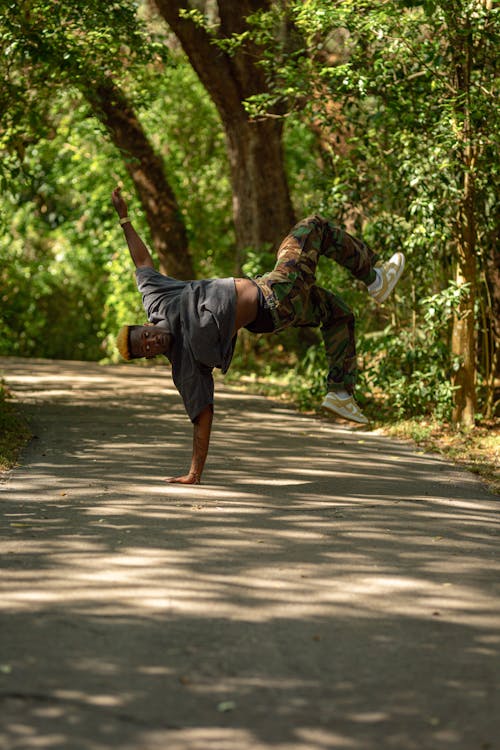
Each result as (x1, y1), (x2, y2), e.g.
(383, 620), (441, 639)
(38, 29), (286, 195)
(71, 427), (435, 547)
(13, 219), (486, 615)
(290, 343), (327, 408)
(0, 97), (122, 360)
(359, 282), (478, 420)
(0, 0), (155, 154)
(241, 248), (277, 279)
(0, 16), (232, 362)
(0, 0), (498, 426)
(245, 0), (499, 421)
(140, 56), (234, 278)
(0, 381), (31, 471)
(360, 328), (456, 421)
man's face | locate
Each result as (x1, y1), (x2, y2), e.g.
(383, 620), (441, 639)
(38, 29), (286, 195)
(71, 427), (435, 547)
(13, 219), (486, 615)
(129, 325), (171, 359)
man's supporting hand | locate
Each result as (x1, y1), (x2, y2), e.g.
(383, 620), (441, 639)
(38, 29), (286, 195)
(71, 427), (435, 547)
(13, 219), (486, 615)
(166, 405), (213, 485)
(166, 472), (201, 485)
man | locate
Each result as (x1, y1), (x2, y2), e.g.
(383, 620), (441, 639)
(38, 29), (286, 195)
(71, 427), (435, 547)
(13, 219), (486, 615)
(111, 187), (404, 484)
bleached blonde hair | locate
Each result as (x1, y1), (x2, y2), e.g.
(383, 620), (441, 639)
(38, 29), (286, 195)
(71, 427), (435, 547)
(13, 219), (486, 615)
(116, 325), (132, 360)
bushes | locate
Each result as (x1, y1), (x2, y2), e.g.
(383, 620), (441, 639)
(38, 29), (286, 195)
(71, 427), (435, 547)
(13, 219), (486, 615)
(0, 383), (31, 472)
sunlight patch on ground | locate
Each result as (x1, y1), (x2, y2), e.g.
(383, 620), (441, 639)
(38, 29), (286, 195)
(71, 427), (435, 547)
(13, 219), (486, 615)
(2, 532), (499, 628)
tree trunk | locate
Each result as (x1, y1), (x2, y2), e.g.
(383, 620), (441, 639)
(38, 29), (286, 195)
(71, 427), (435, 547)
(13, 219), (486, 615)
(85, 80), (194, 280)
(449, 12), (478, 426)
(152, 0), (296, 265)
(484, 236), (500, 418)
(451, 261), (476, 426)
(225, 114), (294, 267)
(450, 166), (477, 427)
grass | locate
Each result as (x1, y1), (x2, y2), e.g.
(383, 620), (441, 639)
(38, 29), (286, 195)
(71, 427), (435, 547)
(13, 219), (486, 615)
(0, 383), (31, 474)
(383, 418), (499, 495)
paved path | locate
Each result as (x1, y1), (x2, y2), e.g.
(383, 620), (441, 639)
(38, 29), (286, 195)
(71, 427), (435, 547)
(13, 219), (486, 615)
(0, 357), (499, 750)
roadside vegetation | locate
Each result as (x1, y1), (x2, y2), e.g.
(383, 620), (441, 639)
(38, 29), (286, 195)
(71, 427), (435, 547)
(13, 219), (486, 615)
(0, 383), (31, 474)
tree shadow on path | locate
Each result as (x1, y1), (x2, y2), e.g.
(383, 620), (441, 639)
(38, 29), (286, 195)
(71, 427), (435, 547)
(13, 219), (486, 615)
(0, 357), (499, 750)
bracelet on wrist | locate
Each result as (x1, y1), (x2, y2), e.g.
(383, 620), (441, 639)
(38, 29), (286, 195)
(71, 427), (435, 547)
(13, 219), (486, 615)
(119, 216), (131, 226)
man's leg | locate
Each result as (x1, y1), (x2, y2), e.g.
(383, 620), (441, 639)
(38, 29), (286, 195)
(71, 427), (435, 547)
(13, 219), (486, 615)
(253, 216), (372, 330)
(298, 286), (357, 393)
(313, 218), (405, 303)
(276, 216), (378, 283)
(254, 215), (378, 330)
(275, 216), (404, 302)
(297, 285), (368, 424)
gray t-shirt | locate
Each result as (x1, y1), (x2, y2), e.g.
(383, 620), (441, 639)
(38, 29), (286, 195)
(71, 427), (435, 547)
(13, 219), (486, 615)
(135, 267), (237, 421)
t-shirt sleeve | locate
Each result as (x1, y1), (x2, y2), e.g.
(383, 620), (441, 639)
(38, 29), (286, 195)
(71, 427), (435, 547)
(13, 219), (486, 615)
(171, 359), (214, 422)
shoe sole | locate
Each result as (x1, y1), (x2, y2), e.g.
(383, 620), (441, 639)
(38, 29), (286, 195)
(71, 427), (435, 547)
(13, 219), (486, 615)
(321, 398), (369, 424)
(374, 252), (405, 303)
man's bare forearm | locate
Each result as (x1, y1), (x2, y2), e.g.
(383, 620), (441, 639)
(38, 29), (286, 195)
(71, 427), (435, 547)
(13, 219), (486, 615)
(188, 405), (213, 482)
(121, 222), (154, 269)
(166, 405), (213, 484)
(111, 186), (154, 268)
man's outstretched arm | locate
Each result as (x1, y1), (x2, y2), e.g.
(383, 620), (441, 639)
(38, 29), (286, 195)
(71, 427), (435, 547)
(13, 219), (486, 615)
(111, 187), (154, 269)
(167, 405), (213, 485)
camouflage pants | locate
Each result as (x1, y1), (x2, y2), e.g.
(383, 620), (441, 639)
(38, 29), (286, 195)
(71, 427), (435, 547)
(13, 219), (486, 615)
(252, 216), (378, 394)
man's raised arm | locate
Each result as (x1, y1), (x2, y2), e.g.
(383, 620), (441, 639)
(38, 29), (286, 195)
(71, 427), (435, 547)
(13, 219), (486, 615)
(111, 187), (154, 269)
(167, 405), (213, 484)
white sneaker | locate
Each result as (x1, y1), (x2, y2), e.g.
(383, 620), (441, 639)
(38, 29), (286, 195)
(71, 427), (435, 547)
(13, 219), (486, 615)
(368, 252), (405, 303)
(322, 391), (369, 424)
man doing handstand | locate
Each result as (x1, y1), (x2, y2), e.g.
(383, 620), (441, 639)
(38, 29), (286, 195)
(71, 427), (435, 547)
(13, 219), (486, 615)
(111, 187), (404, 484)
